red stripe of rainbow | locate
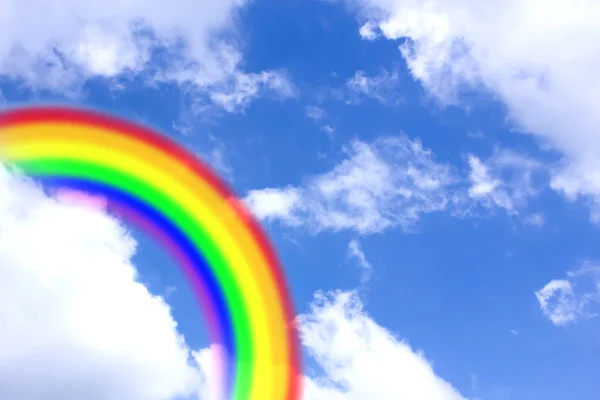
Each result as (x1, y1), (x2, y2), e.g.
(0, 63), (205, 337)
(0, 106), (302, 400)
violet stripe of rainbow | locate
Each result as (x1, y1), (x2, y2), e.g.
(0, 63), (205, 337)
(0, 107), (302, 400)
(44, 178), (228, 394)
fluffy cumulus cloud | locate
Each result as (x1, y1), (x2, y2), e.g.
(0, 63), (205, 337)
(300, 291), (468, 400)
(536, 262), (600, 326)
(0, 163), (212, 400)
(191, 292), (470, 400)
(245, 135), (457, 234)
(350, 0), (600, 221)
(0, 163), (468, 399)
(0, 0), (294, 110)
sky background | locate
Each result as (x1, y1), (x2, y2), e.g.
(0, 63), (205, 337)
(1, 1), (600, 399)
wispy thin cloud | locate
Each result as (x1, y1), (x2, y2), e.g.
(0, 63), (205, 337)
(347, 239), (372, 283)
(536, 262), (600, 326)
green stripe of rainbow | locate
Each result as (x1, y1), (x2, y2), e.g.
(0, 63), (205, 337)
(0, 106), (302, 400)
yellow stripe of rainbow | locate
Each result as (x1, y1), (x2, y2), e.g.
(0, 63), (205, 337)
(0, 106), (302, 400)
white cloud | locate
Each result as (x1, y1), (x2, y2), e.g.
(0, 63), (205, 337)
(244, 135), (457, 234)
(191, 344), (223, 400)
(465, 149), (545, 214)
(523, 212), (545, 227)
(535, 280), (583, 326)
(321, 125), (336, 136)
(358, 22), (379, 40)
(346, 69), (401, 104)
(205, 148), (234, 181)
(299, 290), (468, 400)
(197, 135), (235, 182)
(207, 66), (296, 113)
(348, 240), (372, 270)
(305, 107), (336, 136)
(350, 0), (600, 222)
(245, 186), (303, 225)
(0, 0), (294, 110)
(245, 134), (549, 234)
(184, 291), (470, 400)
(306, 106), (327, 121)
(536, 262), (600, 326)
(347, 240), (372, 283)
(466, 131), (484, 140)
(0, 164), (208, 399)
(467, 156), (504, 205)
(0, 161), (470, 399)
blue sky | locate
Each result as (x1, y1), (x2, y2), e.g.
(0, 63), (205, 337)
(1, 1), (600, 400)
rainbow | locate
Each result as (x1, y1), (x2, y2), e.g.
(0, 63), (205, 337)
(0, 106), (302, 400)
